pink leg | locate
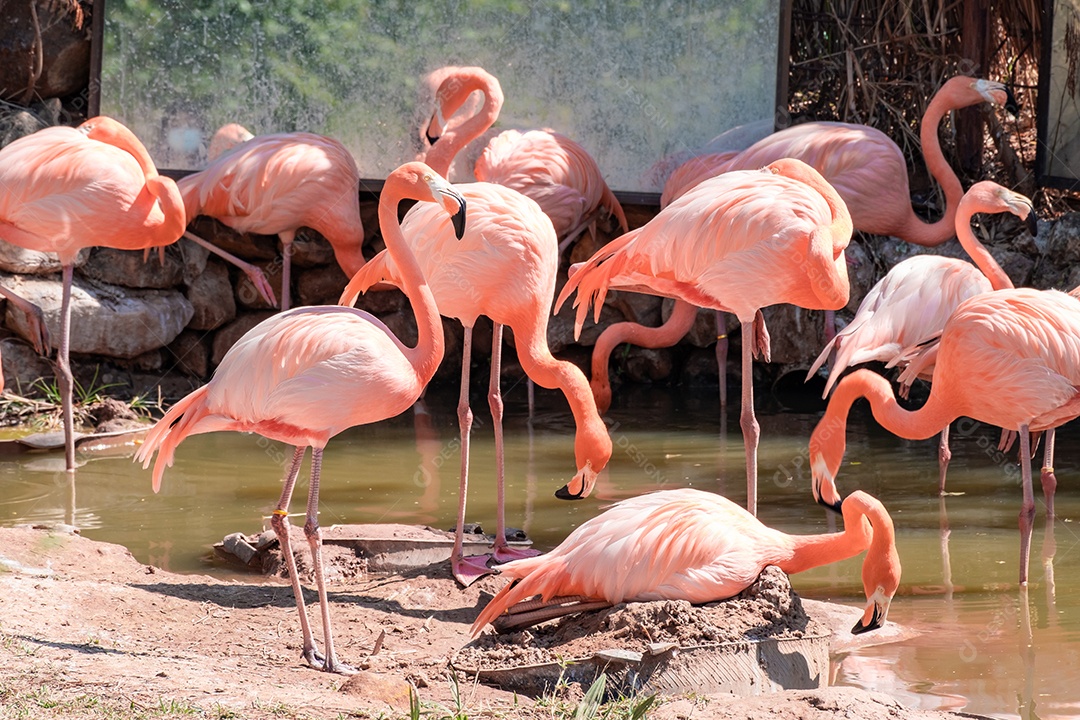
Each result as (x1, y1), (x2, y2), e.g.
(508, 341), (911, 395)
(938, 424), (951, 494)
(0, 285), (49, 355)
(182, 231), (277, 307)
(302, 448), (354, 673)
(740, 320), (759, 516)
(59, 264), (75, 472)
(280, 231), (294, 311)
(823, 309), (837, 344)
(269, 447), (322, 668)
(715, 311), (728, 408)
(490, 323), (539, 563)
(1041, 428), (1057, 519)
(451, 326), (491, 586)
(1018, 425), (1035, 585)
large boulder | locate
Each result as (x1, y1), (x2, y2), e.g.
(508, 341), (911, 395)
(184, 258), (236, 331)
(78, 246), (185, 289)
(0, 240), (89, 274)
(2, 273), (193, 358)
(0, 336), (54, 393)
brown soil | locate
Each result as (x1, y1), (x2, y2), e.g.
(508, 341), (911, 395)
(0, 525), (981, 720)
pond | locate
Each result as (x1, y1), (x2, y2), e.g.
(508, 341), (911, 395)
(1, 380), (1076, 719)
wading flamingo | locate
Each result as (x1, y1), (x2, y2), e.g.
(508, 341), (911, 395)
(471, 487), (900, 636)
(0, 286), (50, 392)
(424, 66), (628, 252)
(809, 288), (1080, 584)
(341, 69), (613, 586)
(0, 116), (187, 471)
(135, 162), (467, 674)
(590, 77), (1013, 412)
(178, 125), (365, 311)
(557, 158), (852, 516)
(807, 181), (1036, 491)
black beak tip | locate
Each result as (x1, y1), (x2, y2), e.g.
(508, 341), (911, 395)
(452, 207), (467, 240)
(425, 114), (441, 146)
(1004, 86), (1020, 116)
(554, 484), (584, 501)
(851, 605), (885, 635)
(1026, 212), (1039, 237)
(816, 494), (844, 515)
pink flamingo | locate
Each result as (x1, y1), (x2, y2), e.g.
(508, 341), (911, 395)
(809, 288), (1080, 584)
(808, 181), (1036, 491)
(557, 158), (852, 516)
(340, 69), (613, 586)
(0, 286), (50, 392)
(590, 77), (1013, 412)
(135, 162), (467, 674)
(0, 116), (188, 471)
(178, 125), (365, 310)
(424, 66), (628, 251)
(471, 487), (900, 636)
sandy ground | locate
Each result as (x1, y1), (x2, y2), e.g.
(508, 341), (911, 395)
(0, 525), (988, 719)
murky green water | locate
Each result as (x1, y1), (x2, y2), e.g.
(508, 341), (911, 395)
(2, 381), (1077, 718)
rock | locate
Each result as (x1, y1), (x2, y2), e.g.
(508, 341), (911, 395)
(290, 230), (337, 268)
(338, 670), (412, 709)
(0, 110), (44, 147)
(297, 264), (349, 306)
(0, 241), (89, 274)
(759, 305), (825, 365)
(615, 291), (662, 324)
(127, 349), (163, 372)
(1045, 213), (1080, 264)
(662, 301), (721, 348)
(375, 309), (418, 347)
(843, 238), (877, 312)
(84, 397), (138, 430)
(187, 217), (279, 261)
(185, 259), (236, 331)
(549, 297), (622, 350)
(623, 346), (675, 383)
(236, 261), (283, 310)
(127, 371), (202, 404)
(78, 246), (185, 289)
(177, 237), (211, 285)
(355, 287), (405, 315)
(0, 0), (90, 103)
(211, 311), (275, 366)
(0, 337), (54, 393)
(2, 273), (193, 359)
(166, 330), (211, 378)
(997, 249), (1034, 287)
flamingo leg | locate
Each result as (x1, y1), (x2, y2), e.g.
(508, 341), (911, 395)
(715, 311), (728, 408)
(938, 424), (952, 494)
(939, 495), (954, 600)
(0, 285), (49, 355)
(279, 231), (295, 312)
(740, 320), (759, 516)
(302, 448), (354, 674)
(452, 326), (491, 586)
(182, 231), (277, 307)
(59, 263), (75, 472)
(1018, 425), (1035, 585)
(823, 308), (837, 344)
(490, 323), (539, 564)
(527, 378), (535, 422)
(269, 447), (322, 668)
(1041, 428), (1057, 519)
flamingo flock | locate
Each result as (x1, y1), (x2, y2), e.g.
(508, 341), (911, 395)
(1, 68), (1069, 677)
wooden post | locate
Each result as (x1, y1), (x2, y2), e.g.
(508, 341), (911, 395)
(957, 0), (991, 173)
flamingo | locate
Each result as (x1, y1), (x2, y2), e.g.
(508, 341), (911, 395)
(135, 161), (467, 674)
(340, 70), (613, 587)
(423, 66), (628, 252)
(471, 487), (900, 636)
(807, 181), (1036, 492)
(589, 76), (1013, 412)
(0, 286), (50, 392)
(177, 126), (365, 311)
(0, 116), (187, 471)
(809, 288), (1080, 584)
(557, 158), (851, 516)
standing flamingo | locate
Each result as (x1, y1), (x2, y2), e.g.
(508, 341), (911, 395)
(341, 70), (613, 586)
(807, 181), (1036, 491)
(135, 162), (467, 674)
(590, 76), (1013, 412)
(178, 126), (365, 310)
(423, 66), (628, 252)
(809, 288), (1080, 584)
(0, 116), (187, 471)
(557, 158), (852, 516)
(472, 487), (900, 636)
(0, 286), (50, 392)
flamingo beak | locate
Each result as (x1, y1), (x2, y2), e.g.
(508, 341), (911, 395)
(425, 114), (441, 146)
(1025, 208), (1039, 236)
(851, 599), (888, 634)
(1004, 85), (1020, 116)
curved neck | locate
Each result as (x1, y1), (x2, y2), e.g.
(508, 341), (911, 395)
(777, 491), (892, 574)
(378, 180), (444, 385)
(424, 70), (503, 177)
(956, 207), (1014, 291)
(832, 368), (955, 441)
(907, 90), (966, 246)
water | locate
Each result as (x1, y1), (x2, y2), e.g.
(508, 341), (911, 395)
(1, 382), (1078, 718)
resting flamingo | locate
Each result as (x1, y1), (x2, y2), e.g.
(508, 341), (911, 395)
(809, 288), (1080, 584)
(0, 116), (187, 471)
(590, 76), (1013, 412)
(0, 286), (50, 392)
(424, 66), (628, 251)
(178, 125), (365, 310)
(807, 181), (1036, 491)
(341, 71), (613, 586)
(557, 158), (852, 516)
(135, 162), (467, 674)
(472, 487), (900, 636)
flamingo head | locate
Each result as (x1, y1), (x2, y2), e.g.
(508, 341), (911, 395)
(845, 491), (902, 635)
(556, 420), (612, 500)
(964, 181), (1038, 236)
(945, 77), (1014, 115)
(422, 170), (467, 239)
(809, 417), (845, 513)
